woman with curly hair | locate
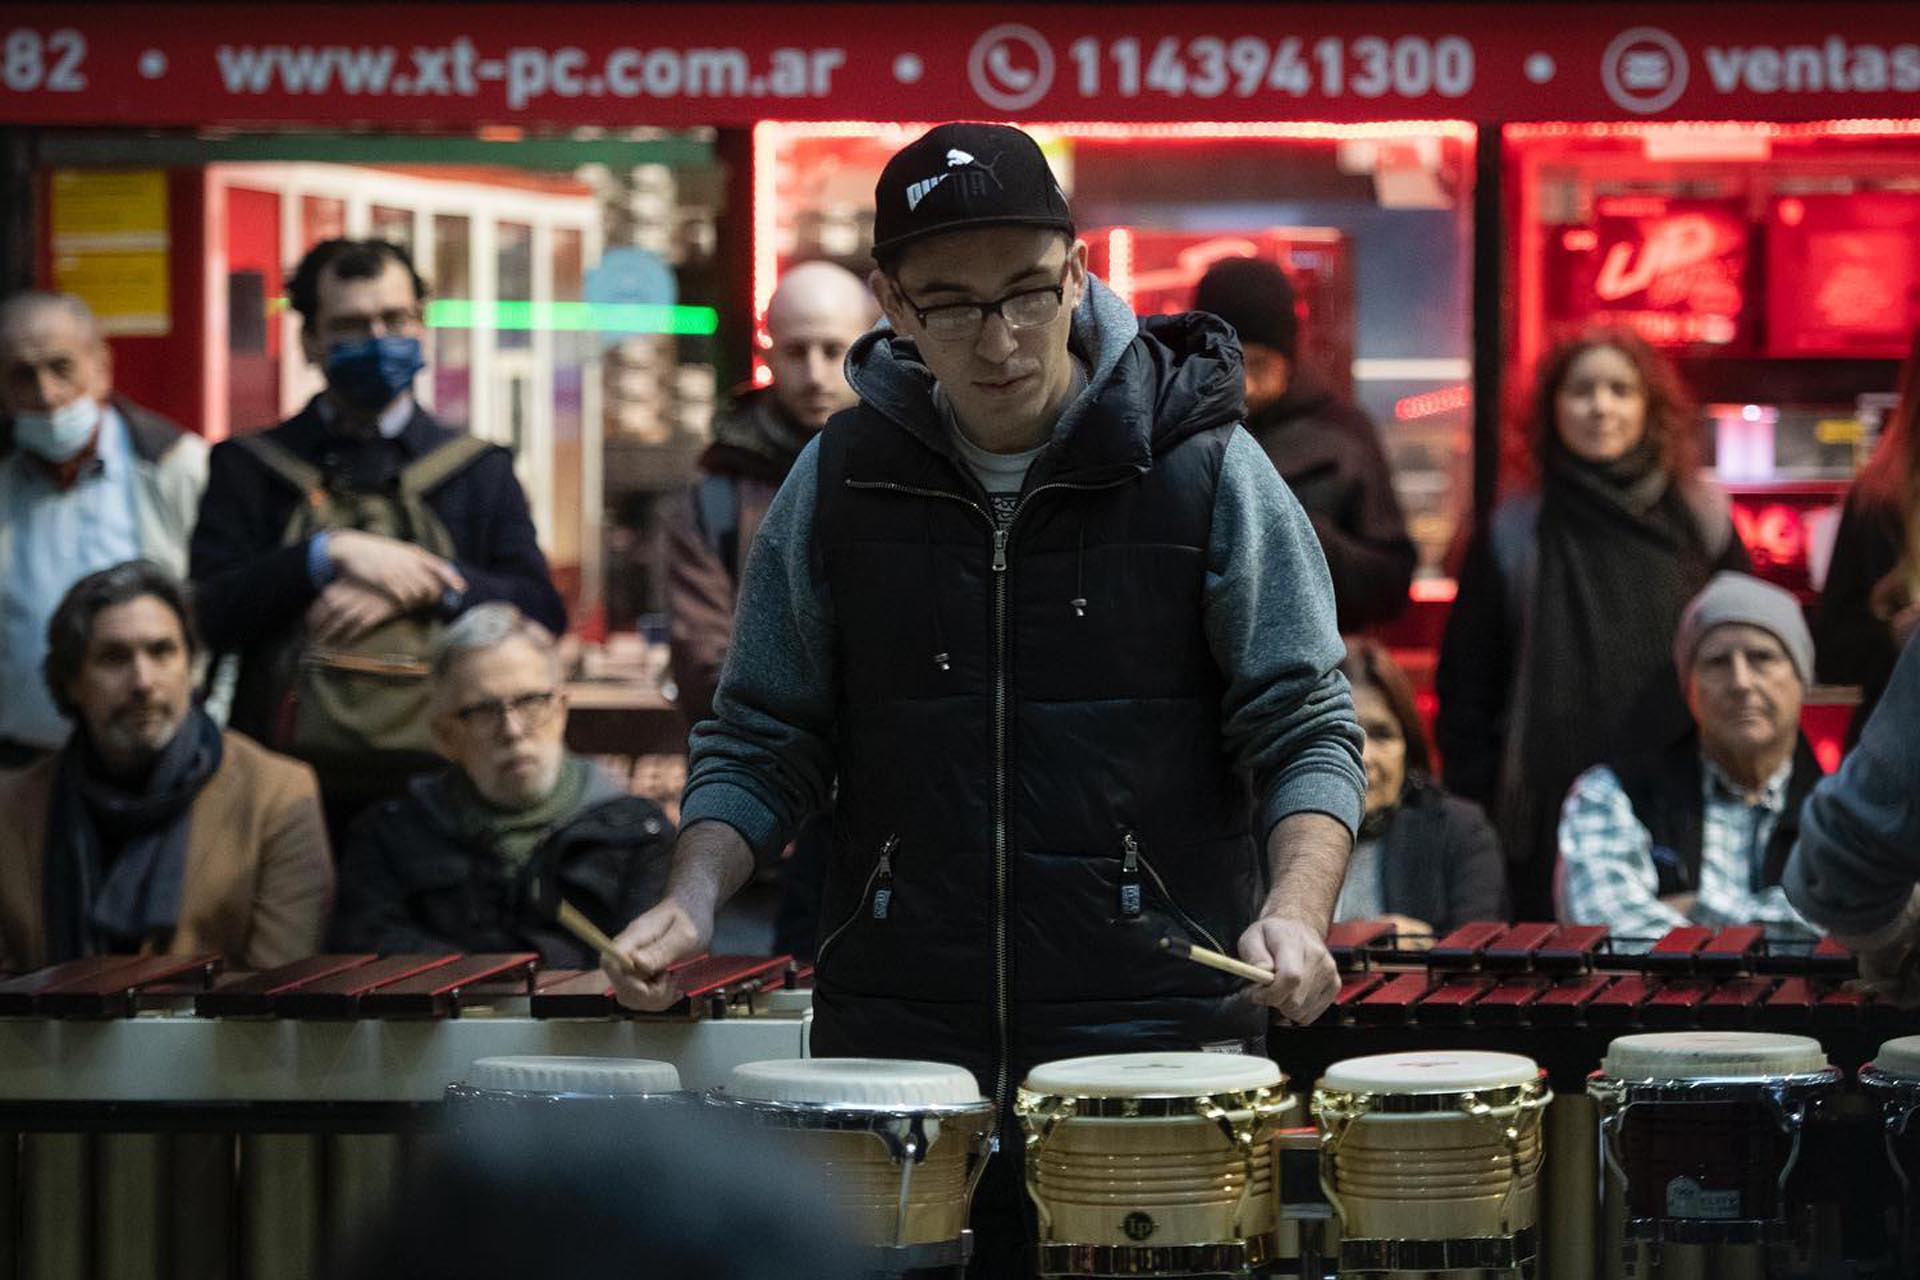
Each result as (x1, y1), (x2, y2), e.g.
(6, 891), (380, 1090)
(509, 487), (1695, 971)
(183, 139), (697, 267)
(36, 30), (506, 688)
(1437, 327), (1749, 919)
(1814, 327), (1920, 744)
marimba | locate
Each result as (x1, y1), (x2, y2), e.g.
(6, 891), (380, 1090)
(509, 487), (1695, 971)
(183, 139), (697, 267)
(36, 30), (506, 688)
(1288, 921), (1916, 1093)
(0, 951), (813, 1280)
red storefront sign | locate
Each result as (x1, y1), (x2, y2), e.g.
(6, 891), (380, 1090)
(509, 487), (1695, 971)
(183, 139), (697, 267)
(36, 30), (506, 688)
(0, 4), (1916, 128)
(1546, 196), (1753, 350)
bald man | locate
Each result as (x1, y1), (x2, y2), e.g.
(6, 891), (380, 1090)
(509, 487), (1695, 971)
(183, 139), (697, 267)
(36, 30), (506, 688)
(0, 292), (207, 765)
(666, 261), (874, 727)
(665, 262), (872, 958)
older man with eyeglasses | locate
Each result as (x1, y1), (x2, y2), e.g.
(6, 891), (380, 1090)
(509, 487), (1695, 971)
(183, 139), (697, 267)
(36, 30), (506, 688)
(329, 603), (672, 963)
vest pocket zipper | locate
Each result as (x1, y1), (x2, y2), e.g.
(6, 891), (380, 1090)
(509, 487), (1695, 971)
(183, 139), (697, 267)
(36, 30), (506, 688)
(816, 834), (900, 967)
(1119, 830), (1228, 955)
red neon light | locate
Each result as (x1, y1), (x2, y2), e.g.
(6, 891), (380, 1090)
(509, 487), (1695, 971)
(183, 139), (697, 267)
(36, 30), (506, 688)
(1393, 384), (1471, 422)
(752, 119), (1470, 356)
(1507, 119), (1920, 142)
(1730, 501), (1808, 570)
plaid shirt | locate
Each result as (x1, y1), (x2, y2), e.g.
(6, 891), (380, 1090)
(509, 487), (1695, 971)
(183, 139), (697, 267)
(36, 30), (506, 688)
(1555, 756), (1819, 941)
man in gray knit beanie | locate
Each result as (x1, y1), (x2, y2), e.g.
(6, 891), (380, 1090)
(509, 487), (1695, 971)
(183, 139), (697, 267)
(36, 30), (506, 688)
(1556, 572), (1825, 938)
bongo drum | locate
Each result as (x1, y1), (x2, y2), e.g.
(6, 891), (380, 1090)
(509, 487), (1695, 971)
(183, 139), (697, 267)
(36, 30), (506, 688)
(1588, 1032), (1837, 1250)
(1859, 1034), (1920, 1269)
(1015, 1051), (1293, 1277)
(708, 1057), (994, 1273)
(444, 1054), (685, 1110)
(1312, 1049), (1549, 1275)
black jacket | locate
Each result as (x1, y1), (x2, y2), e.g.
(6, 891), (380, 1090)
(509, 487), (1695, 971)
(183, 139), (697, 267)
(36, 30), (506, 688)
(1245, 378), (1415, 632)
(329, 768), (673, 966)
(808, 308), (1269, 1098)
(1610, 733), (1826, 897)
(1373, 779), (1506, 932)
(190, 397), (567, 677)
(1813, 487), (1905, 743)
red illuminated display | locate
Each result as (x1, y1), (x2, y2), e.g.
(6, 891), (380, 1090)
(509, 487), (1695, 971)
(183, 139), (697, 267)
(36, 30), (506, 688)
(1546, 195), (1751, 349)
(1767, 191), (1920, 357)
(1083, 226), (1355, 399)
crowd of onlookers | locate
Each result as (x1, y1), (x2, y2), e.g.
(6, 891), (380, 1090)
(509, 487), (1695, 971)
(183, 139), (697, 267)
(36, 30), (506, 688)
(2, 232), (1918, 974)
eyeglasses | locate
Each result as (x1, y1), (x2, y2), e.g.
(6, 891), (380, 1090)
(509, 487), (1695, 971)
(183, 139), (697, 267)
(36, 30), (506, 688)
(320, 307), (423, 342)
(894, 269), (1068, 344)
(451, 689), (560, 736)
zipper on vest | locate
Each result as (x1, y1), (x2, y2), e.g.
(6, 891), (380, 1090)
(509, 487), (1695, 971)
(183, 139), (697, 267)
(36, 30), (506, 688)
(871, 838), (897, 920)
(1118, 831), (1143, 918)
(847, 469), (1134, 1119)
(986, 474), (1136, 1115)
(815, 834), (900, 966)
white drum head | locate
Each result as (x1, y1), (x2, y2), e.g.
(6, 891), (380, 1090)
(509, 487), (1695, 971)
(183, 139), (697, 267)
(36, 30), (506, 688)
(1320, 1050), (1539, 1094)
(1601, 1032), (1827, 1080)
(464, 1055), (681, 1094)
(1022, 1051), (1281, 1097)
(727, 1058), (983, 1106)
(1874, 1035), (1920, 1079)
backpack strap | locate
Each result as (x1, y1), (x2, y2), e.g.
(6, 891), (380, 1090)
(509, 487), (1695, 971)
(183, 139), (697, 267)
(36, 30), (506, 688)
(692, 473), (743, 581)
(398, 434), (495, 498)
(236, 434), (325, 501)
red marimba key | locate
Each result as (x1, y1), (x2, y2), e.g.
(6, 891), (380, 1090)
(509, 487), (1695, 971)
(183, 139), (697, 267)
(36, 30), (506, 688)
(1473, 980), (1549, 1026)
(1697, 926), (1766, 975)
(1535, 925), (1610, 975)
(1530, 973), (1612, 1025)
(1484, 923), (1559, 972)
(1585, 975), (1656, 1027)
(1641, 979), (1713, 1028)
(1426, 923), (1509, 972)
(1413, 978), (1495, 1025)
(1644, 926), (1714, 975)
(358, 954), (540, 1018)
(1354, 973), (1432, 1026)
(1698, 977), (1776, 1029)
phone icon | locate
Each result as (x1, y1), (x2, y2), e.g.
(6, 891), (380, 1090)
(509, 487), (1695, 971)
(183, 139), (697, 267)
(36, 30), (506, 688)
(988, 44), (1036, 91)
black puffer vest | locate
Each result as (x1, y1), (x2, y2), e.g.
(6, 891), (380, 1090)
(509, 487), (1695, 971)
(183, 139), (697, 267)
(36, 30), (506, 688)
(807, 310), (1264, 1104)
(1611, 733), (1826, 897)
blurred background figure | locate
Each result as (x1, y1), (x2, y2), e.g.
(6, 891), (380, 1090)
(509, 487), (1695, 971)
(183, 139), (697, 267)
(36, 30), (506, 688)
(1788, 628), (1920, 1004)
(667, 260), (874, 727)
(191, 238), (565, 846)
(331, 1102), (867, 1280)
(1334, 637), (1505, 941)
(1194, 255), (1414, 634)
(1558, 572), (1823, 939)
(664, 259), (874, 960)
(1815, 325), (1920, 745)
(1438, 327), (1749, 919)
(0, 292), (207, 768)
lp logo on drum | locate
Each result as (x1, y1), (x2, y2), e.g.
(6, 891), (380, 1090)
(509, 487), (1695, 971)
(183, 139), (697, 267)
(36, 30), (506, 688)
(1122, 1211), (1157, 1241)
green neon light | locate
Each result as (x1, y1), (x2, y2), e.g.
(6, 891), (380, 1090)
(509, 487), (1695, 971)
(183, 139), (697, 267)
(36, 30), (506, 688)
(424, 299), (718, 335)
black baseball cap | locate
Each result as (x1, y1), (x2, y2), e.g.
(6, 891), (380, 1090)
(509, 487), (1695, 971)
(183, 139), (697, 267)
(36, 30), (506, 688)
(871, 123), (1074, 261)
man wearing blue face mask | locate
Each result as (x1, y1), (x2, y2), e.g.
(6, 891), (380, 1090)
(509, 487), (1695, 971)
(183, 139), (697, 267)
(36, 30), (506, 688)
(190, 238), (565, 839)
(0, 292), (208, 767)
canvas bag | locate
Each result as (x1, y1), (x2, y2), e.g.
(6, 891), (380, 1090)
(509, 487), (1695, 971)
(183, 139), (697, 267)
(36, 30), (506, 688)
(237, 432), (492, 770)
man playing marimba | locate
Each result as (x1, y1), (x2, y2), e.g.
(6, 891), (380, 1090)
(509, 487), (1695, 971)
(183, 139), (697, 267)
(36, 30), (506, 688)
(1556, 571), (1826, 939)
(603, 121), (1366, 1274)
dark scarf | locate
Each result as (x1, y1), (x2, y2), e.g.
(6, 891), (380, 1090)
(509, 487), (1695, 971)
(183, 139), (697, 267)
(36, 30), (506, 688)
(43, 708), (224, 961)
(1500, 441), (1715, 875)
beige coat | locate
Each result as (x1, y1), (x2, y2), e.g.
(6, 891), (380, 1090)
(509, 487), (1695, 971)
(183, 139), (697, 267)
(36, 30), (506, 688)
(0, 731), (333, 971)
